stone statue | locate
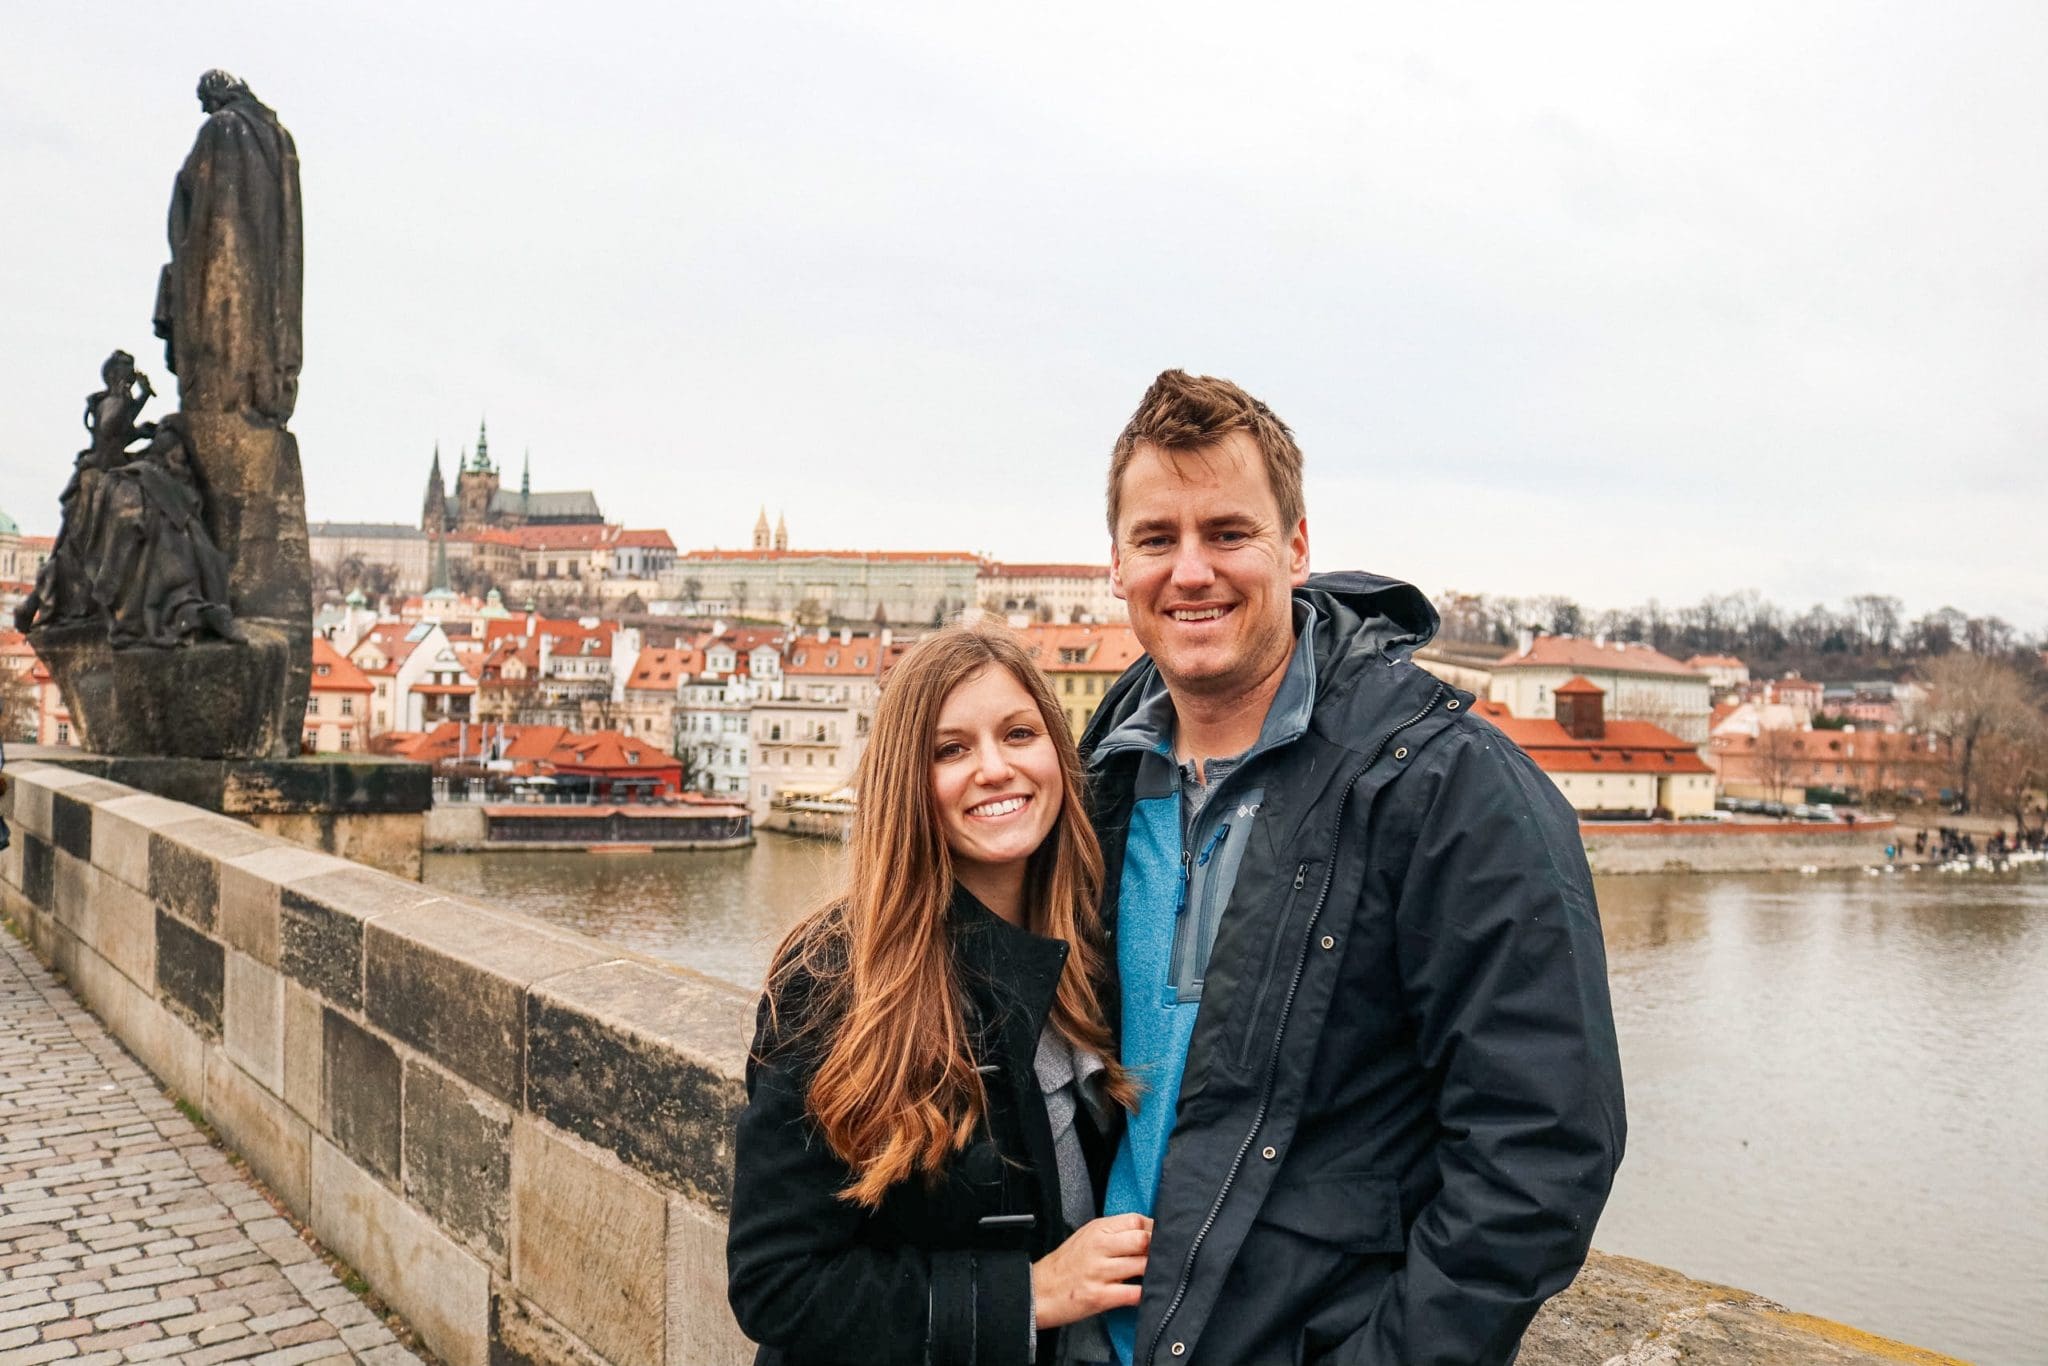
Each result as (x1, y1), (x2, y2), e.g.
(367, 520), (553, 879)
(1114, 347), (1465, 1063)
(15, 358), (244, 650)
(153, 69), (302, 424)
(26, 73), (312, 759)
(91, 414), (247, 649)
(84, 349), (155, 472)
(16, 352), (156, 631)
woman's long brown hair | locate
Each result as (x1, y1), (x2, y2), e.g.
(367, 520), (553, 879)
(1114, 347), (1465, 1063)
(764, 623), (1135, 1208)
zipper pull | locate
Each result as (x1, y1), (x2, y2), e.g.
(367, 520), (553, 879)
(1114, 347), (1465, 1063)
(1293, 862), (1308, 890)
(1198, 823), (1231, 867)
(1176, 849), (1192, 917)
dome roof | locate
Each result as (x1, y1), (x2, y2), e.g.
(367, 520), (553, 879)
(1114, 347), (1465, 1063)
(0, 507), (19, 536)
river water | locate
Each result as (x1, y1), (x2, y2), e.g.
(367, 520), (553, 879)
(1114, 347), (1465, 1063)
(423, 839), (2048, 1363)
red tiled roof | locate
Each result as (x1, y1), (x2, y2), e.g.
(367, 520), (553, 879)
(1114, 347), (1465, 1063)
(310, 637), (374, 692)
(1013, 624), (1145, 674)
(626, 647), (704, 690)
(1478, 710), (1714, 775)
(1554, 675), (1603, 696)
(979, 562), (1110, 579)
(1685, 654), (1746, 670)
(679, 548), (978, 563)
(510, 524), (621, 551)
(785, 638), (885, 676)
(1494, 636), (1703, 679)
(617, 529), (676, 550)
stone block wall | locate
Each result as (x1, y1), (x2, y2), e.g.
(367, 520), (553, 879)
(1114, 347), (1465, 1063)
(0, 761), (754, 1366)
(0, 761), (1958, 1366)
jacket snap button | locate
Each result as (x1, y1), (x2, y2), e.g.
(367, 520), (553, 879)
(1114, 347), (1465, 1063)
(1447, 698), (1461, 710)
(1171, 1345), (1186, 1357)
(1262, 1146), (1277, 1160)
(1320, 935), (1335, 950)
(1394, 746), (1409, 760)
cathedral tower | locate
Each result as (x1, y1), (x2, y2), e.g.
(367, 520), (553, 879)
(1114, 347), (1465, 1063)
(455, 418), (500, 530)
(753, 506), (771, 551)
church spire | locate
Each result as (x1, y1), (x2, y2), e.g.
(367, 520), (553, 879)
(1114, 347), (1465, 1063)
(431, 524), (451, 594)
(422, 441), (447, 533)
(474, 418), (491, 472)
(521, 449), (531, 508)
(753, 505), (771, 551)
(774, 510), (788, 552)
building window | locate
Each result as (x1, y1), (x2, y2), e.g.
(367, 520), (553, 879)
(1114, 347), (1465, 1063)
(304, 731), (318, 749)
(341, 697), (354, 716)
(55, 723), (69, 745)
(340, 734), (353, 752)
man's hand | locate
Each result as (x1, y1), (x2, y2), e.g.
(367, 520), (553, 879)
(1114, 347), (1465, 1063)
(1031, 1213), (1151, 1329)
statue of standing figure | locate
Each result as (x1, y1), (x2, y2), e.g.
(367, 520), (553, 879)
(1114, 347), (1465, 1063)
(153, 69), (303, 424)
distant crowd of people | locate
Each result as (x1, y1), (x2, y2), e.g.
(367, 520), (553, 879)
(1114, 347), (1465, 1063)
(1911, 825), (2046, 863)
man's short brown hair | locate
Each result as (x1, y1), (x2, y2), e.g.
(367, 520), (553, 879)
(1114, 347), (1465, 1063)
(1106, 370), (1305, 537)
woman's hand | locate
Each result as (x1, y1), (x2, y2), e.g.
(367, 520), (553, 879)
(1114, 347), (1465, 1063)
(1031, 1213), (1152, 1329)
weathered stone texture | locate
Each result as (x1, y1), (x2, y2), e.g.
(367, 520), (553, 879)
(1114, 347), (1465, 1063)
(152, 817), (277, 930)
(527, 960), (750, 1210)
(204, 1046), (311, 1215)
(282, 978), (325, 1122)
(219, 843), (352, 967)
(50, 787), (95, 859)
(403, 1059), (513, 1267)
(155, 908), (224, 1035)
(224, 948), (286, 1092)
(323, 1007), (401, 1180)
(21, 831), (54, 910)
(366, 901), (610, 1105)
(91, 790), (196, 889)
(511, 1120), (668, 1366)
(312, 1135), (489, 1366)
(666, 1195), (753, 1366)
(279, 867), (439, 1010)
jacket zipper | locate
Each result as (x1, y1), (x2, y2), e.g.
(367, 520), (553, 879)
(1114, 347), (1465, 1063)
(1142, 683), (1444, 1364)
(1233, 860), (1309, 1070)
(1168, 824), (1230, 1001)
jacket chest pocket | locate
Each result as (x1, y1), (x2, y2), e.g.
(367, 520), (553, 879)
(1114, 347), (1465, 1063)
(1230, 858), (1323, 1071)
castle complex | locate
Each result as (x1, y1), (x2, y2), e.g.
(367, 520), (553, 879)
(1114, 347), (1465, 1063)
(420, 420), (605, 533)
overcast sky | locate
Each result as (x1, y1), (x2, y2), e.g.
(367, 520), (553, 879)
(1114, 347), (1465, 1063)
(4, 2), (2043, 630)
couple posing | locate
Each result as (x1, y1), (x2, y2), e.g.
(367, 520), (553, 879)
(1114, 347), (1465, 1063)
(727, 372), (1626, 1365)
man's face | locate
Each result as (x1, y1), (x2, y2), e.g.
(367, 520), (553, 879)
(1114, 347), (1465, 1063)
(1110, 431), (1309, 703)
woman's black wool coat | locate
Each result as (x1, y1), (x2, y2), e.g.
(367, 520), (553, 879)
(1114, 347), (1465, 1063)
(727, 889), (1114, 1366)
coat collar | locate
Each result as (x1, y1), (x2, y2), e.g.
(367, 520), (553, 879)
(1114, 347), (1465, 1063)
(949, 884), (1069, 1041)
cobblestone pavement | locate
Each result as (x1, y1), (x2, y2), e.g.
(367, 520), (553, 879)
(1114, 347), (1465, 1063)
(0, 926), (426, 1366)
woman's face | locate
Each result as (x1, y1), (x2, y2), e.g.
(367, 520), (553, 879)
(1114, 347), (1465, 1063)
(931, 665), (1064, 880)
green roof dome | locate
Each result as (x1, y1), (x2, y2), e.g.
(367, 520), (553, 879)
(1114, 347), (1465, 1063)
(0, 508), (19, 536)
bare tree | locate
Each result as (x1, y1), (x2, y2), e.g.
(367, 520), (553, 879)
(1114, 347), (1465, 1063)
(0, 669), (38, 742)
(1753, 725), (1804, 806)
(1973, 705), (2048, 835)
(1915, 653), (2034, 812)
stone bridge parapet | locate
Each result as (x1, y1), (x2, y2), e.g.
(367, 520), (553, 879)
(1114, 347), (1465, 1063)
(0, 762), (1961, 1366)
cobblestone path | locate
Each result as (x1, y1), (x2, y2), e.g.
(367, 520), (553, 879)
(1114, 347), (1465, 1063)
(0, 926), (425, 1366)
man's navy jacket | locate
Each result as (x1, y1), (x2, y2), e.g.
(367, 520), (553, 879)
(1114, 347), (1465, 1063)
(1080, 571), (1627, 1366)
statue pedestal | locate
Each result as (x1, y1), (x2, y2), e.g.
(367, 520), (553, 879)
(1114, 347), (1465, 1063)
(31, 617), (312, 761)
(5, 746), (430, 879)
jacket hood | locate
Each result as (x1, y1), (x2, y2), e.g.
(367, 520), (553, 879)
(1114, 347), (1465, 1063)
(1081, 570), (1440, 763)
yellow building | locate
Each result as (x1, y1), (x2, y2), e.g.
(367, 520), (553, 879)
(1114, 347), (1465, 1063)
(1013, 624), (1146, 738)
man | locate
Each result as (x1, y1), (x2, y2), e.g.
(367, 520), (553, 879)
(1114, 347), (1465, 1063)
(1081, 371), (1625, 1365)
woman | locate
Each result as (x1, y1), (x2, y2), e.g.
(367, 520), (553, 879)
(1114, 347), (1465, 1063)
(728, 625), (1148, 1365)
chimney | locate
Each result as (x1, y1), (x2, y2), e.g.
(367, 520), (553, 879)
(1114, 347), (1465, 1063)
(816, 625), (829, 643)
(880, 628), (893, 650)
(1516, 626), (1534, 656)
(840, 627), (851, 646)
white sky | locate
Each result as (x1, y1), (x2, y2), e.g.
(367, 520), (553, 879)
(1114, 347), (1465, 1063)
(4, 2), (2044, 630)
